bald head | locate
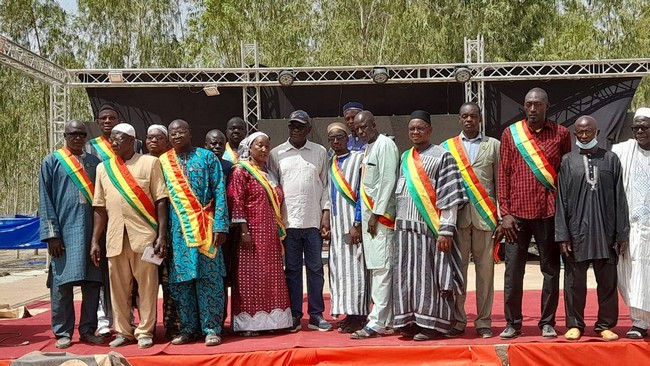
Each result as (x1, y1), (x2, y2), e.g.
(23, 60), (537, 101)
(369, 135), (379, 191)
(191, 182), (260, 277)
(575, 115), (598, 130)
(169, 119), (190, 130)
(355, 110), (378, 143)
(574, 115), (599, 149)
(65, 120), (87, 133)
(205, 129), (227, 158)
(525, 87), (549, 102)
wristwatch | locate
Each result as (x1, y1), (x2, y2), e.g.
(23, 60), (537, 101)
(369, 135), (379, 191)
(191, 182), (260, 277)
(353, 221), (361, 228)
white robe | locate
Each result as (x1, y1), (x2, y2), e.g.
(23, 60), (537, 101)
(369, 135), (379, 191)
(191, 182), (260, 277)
(612, 139), (650, 314)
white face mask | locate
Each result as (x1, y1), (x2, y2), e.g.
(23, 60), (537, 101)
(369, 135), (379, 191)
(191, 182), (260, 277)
(576, 138), (598, 150)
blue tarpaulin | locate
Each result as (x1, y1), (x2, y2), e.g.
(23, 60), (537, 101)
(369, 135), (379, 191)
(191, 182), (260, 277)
(0, 215), (47, 249)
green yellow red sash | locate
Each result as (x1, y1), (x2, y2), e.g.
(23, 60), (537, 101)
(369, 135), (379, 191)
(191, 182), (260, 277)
(330, 156), (357, 207)
(223, 143), (238, 163)
(103, 157), (158, 230)
(360, 165), (395, 229)
(509, 120), (557, 190)
(239, 161), (286, 240)
(401, 147), (440, 236)
(441, 136), (498, 231)
(53, 147), (95, 203)
(89, 136), (115, 161)
(160, 150), (216, 258)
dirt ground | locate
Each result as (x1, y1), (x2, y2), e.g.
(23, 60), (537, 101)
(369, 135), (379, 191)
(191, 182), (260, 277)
(0, 249), (48, 276)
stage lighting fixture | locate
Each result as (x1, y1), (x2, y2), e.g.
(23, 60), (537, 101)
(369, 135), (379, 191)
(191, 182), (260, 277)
(372, 67), (389, 84)
(278, 70), (295, 86)
(107, 71), (124, 83)
(203, 85), (220, 96)
(454, 66), (472, 83)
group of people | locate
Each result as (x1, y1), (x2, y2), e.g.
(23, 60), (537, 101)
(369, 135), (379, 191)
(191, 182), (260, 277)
(39, 87), (650, 350)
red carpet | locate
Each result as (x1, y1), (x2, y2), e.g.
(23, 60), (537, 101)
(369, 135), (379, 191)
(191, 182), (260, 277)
(1, 290), (648, 366)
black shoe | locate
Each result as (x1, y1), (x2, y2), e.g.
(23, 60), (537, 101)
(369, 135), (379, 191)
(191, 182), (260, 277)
(626, 326), (648, 339)
(476, 328), (493, 338)
(499, 325), (521, 339)
(289, 316), (302, 332)
(445, 328), (465, 338)
(308, 315), (333, 331)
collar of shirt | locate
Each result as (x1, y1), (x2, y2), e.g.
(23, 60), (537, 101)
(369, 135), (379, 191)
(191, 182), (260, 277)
(525, 119), (555, 134)
(460, 131), (483, 142)
(281, 139), (313, 152)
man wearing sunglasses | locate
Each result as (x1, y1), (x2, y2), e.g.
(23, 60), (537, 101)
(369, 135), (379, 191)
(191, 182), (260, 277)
(39, 120), (105, 348)
(613, 107), (650, 340)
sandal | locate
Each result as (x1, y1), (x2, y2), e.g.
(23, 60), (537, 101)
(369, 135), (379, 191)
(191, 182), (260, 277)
(171, 333), (194, 345)
(350, 326), (382, 340)
(205, 333), (222, 346)
(626, 326), (648, 339)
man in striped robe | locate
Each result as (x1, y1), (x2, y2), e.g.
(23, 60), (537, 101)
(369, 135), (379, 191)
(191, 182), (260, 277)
(326, 122), (371, 333)
(393, 110), (467, 341)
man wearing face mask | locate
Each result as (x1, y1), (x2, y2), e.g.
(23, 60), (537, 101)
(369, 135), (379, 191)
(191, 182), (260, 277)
(555, 115), (629, 341)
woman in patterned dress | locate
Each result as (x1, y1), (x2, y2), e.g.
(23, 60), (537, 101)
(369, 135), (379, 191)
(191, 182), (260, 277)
(226, 132), (292, 336)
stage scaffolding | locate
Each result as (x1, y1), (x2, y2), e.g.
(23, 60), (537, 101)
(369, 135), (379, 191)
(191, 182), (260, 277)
(2, 34), (650, 150)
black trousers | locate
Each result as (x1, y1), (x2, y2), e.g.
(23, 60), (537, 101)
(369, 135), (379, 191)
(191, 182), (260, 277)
(564, 257), (618, 332)
(504, 217), (560, 330)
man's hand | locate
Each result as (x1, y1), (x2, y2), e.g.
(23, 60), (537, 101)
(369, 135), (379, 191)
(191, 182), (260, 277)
(154, 235), (167, 259)
(349, 224), (362, 245)
(48, 238), (64, 258)
(497, 215), (519, 243)
(367, 214), (378, 238)
(617, 241), (629, 256)
(321, 211), (331, 240)
(213, 232), (227, 247)
(560, 241), (572, 257)
(90, 241), (101, 267)
(437, 235), (452, 252)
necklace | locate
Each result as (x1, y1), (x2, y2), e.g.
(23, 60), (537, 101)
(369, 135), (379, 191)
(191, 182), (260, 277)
(582, 155), (598, 191)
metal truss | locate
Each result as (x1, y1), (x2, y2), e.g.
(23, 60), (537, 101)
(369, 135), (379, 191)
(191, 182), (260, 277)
(0, 35), (67, 85)
(66, 58), (650, 88)
(464, 36), (486, 131)
(241, 41), (261, 131)
(49, 84), (68, 149)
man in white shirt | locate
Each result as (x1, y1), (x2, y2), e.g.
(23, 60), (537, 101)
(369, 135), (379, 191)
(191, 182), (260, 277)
(269, 110), (333, 332)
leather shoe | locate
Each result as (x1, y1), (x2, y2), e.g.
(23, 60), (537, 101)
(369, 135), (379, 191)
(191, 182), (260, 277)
(171, 333), (195, 345)
(445, 328), (465, 338)
(599, 329), (619, 341)
(109, 335), (132, 348)
(499, 325), (521, 339)
(138, 336), (154, 349)
(476, 328), (493, 338)
(564, 327), (582, 340)
(80, 333), (105, 345)
(542, 324), (557, 338)
(55, 336), (72, 349)
(205, 333), (222, 346)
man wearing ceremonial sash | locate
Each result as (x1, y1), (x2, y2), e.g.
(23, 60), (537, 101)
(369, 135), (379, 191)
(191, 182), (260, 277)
(349, 111), (399, 339)
(90, 123), (169, 349)
(443, 102), (500, 339)
(223, 117), (247, 163)
(391, 110), (467, 341)
(162, 119), (229, 346)
(496, 87), (571, 339)
(325, 122), (370, 334)
(85, 102), (143, 337)
(39, 120), (105, 349)
(269, 110), (333, 332)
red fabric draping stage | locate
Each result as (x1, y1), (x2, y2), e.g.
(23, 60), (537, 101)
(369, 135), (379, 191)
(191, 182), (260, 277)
(1, 290), (648, 366)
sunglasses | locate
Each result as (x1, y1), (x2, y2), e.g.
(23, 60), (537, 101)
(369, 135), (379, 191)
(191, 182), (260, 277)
(65, 132), (88, 138)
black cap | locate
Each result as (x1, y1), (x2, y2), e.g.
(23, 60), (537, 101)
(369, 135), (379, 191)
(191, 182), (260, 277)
(289, 110), (311, 125)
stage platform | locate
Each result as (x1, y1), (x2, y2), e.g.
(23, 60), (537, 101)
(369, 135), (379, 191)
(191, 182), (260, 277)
(1, 290), (648, 366)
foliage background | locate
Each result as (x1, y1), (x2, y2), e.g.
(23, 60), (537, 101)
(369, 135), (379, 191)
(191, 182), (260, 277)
(1, 0), (649, 214)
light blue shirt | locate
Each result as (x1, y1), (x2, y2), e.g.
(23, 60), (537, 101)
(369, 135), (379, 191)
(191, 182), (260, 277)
(460, 131), (482, 164)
